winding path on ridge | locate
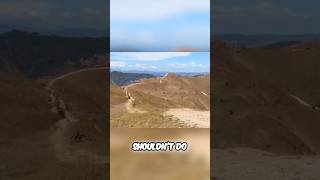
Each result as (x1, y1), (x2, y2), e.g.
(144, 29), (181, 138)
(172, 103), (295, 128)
(121, 79), (210, 127)
(47, 67), (108, 163)
(290, 95), (320, 112)
(123, 82), (147, 114)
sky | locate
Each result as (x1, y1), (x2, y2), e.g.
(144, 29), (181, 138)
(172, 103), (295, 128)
(0, 0), (107, 32)
(111, 0), (210, 51)
(2, 0), (319, 36)
(214, 0), (320, 35)
(110, 52), (210, 73)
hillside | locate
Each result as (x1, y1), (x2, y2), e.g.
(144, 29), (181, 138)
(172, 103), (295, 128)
(0, 73), (59, 138)
(110, 71), (155, 85)
(212, 41), (320, 155)
(110, 83), (127, 105)
(0, 30), (108, 77)
(213, 34), (320, 47)
(110, 73), (210, 128)
(53, 67), (108, 147)
(126, 73), (210, 110)
(0, 68), (108, 180)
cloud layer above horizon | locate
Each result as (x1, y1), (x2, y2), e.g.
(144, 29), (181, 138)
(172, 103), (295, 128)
(111, 52), (210, 73)
(111, 0), (210, 51)
(215, 0), (320, 34)
(0, 0), (107, 32)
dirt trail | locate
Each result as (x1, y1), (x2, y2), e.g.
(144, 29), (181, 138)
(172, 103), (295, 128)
(47, 67), (107, 163)
(123, 82), (147, 114)
(290, 95), (320, 112)
(290, 95), (313, 108)
(125, 98), (147, 114)
(159, 73), (169, 84)
(164, 108), (210, 128)
(47, 67), (107, 88)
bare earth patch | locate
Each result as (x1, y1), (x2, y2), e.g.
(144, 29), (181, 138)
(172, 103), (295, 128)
(164, 108), (210, 128)
(125, 98), (147, 114)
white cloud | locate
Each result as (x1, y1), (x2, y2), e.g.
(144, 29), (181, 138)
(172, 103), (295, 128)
(110, 61), (159, 71)
(111, 0), (209, 21)
(110, 61), (128, 68)
(111, 23), (210, 51)
(111, 28), (156, 47)
(173, 24), (210, 50)
(168, 61), (207, 69)
(133, 64), (158, 70)
(111, 52), (192, 61)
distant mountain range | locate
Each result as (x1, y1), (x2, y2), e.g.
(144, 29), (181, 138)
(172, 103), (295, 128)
(0, 30), (108, 77)
(46, 28), (107, 38)
(110, 71), (155, 86)
(0, 26), (108, 37)
(111, 69), (209, 77)
(213, 34), (320, 48)
(110, 70), (210, 86)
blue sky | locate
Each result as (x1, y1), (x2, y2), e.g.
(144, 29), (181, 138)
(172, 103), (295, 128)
(111, 52), (210, 73)
(111, 0), (210, 51)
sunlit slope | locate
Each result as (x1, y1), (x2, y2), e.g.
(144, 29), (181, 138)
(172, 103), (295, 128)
(127, 73), (210, 111)
(110, 83), (127, 106)
(110, 73), (210, 128)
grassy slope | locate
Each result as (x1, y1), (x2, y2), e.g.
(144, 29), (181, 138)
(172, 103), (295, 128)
(54, 68), (108, 156)
(110, 74), (210, 128)
(212, 44), (320, 155)
(0, 73), (58, 138)
(0, 69), (108, 180)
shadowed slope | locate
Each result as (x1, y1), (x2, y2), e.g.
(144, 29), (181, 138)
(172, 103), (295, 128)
(0, 73), (58, 138)
(213, 43), (320, 154)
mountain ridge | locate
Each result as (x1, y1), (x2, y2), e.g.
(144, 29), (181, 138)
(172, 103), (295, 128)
(0, 30), (108, 77)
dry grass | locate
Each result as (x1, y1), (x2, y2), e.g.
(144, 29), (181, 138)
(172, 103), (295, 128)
(110, 74), (210, 128)
(53, 68), (108, 155)
(213, 44), (320, 154)
(111, 108), (191, 128)
(0, 69), (108, 180)
(0, 73), (59, 138)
